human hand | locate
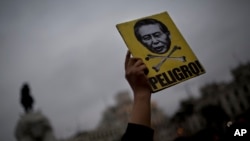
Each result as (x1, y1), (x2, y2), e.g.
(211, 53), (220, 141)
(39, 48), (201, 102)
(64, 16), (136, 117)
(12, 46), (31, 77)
(125, 51), (151, 95)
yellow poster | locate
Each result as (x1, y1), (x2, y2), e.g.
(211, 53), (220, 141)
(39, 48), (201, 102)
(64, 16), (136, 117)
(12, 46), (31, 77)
(116, 12), (206, 93)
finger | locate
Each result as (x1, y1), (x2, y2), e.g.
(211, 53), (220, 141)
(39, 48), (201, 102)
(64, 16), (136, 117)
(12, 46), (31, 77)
(125, 50), (131, 69)
(138, 64), (149, 75)
(137, 64), (147, 72)
(133, 59), (144, 67)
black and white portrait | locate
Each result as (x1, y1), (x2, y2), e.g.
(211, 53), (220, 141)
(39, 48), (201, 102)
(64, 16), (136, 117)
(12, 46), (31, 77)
(134, 18), (171, 54)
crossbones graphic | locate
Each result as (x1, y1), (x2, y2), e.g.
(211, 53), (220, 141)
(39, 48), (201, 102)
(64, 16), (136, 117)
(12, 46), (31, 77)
(145, 46), (186, 72)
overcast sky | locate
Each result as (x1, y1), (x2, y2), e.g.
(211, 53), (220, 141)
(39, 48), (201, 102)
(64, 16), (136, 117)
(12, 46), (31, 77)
(1, 0), (250, 140)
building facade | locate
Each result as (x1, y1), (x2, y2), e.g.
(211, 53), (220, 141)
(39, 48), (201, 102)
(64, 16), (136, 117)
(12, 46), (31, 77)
(170, 62), (250, 137)
(66, 91), (172, 141)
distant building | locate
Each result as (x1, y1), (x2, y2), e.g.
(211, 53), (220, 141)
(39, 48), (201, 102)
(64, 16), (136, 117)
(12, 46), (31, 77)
(199, 62), (250, 119)
(67, 91), (172, 141)
(66, 62), (250, 141)
(170, 62), (250, 137)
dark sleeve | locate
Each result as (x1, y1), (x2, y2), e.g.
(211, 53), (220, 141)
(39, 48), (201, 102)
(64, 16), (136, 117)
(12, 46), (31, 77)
(121, 123), (154, 141)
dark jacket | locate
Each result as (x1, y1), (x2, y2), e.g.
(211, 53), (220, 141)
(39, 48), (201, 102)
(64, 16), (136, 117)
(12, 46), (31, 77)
(121, 123), (154, 141)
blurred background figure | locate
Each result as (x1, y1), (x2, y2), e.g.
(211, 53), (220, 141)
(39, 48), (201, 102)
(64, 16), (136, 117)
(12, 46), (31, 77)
(20, 83), (34, 113)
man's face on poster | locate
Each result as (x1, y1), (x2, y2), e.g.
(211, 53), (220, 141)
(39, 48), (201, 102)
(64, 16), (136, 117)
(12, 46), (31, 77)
(138, 23), (170, 54)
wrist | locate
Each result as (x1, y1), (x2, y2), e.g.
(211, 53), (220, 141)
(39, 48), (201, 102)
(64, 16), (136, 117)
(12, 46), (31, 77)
(133, 86), (151, 94)
(133, 90), (151, 101)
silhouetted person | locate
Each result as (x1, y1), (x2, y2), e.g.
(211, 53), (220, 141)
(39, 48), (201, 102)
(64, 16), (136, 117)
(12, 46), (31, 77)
(20, 83), (34, 113)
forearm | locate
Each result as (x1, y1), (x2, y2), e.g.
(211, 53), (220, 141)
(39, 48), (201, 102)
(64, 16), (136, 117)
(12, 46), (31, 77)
(123, 52), (154, 141)
(129, 90), (151, 127)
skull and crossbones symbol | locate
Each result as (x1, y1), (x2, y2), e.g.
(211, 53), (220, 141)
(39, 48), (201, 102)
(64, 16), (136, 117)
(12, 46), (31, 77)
(145, 46), (186, 72)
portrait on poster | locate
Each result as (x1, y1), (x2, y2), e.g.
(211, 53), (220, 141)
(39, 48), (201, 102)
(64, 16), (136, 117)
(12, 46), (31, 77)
(117, 12), (205, 92)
